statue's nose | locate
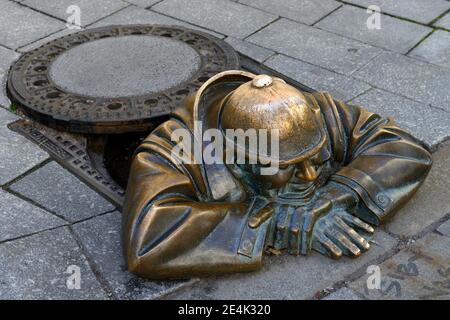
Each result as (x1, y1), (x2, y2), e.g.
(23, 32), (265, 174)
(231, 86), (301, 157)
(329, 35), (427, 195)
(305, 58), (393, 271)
(295, 159), (318, 182)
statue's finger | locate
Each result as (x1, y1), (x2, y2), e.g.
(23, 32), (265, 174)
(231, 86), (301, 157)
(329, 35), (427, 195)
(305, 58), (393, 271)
(300, 199), (332, 255)
(248, 205), (274, 228)
(334, 216), (370, 251)
(326, 228), (361, 257)
(341, 214), (374, 234)
(274, 205), (292, 250)
(288, 209), (302, 255)
(317, 235), (342, 259)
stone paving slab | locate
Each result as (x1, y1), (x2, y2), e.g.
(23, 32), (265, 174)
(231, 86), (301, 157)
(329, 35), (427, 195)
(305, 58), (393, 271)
(344, 0), (450, 25)
(349, 233), (450, 299)
(0, 46), (19, 74)
(17, 28), (81, 53)
(408, 30), (450, 69)
(0, 74), (11, 108)
(125, 0), (161, 8)
(153, 0), (277, 39)
(323, 287), (362, 300)
(9, 161), (115, 222)
(350, 88), (450, 148)
(90, 5), (224, 38)
(72, 212), (187, 299)
(435, 13), (450, 30)
(169, 231), (397, 300)
(247, 18), (383, 75)
(23, 0), (129, 27)
(353, 52), (450, 111)
(239, 0), (341, 25)
(0, 189), (65, 242)
(436, 219), (450, 237)
(265, 54), (371, 102)
(316, 5), (431, 54)
(381, 144), (450, 238)
(225, 37), (274, 63)
(0, 227), (107, 299)
(0, 109), (49, 185)
(0, 0), (65, 49)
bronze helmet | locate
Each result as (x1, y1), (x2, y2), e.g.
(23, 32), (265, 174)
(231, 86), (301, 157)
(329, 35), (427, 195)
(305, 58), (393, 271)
(218, 74), (326, 166)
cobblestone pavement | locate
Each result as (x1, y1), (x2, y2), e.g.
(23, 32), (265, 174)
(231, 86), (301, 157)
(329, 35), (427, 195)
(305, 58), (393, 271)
(0, 0), (449, 300)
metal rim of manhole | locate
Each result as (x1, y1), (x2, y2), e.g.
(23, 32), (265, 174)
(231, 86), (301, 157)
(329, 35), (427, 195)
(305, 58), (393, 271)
(7, 24), (240, 134)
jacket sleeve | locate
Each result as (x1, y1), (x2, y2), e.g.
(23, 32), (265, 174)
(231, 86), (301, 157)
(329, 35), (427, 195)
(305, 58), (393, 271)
(312, 92), (432, 225)
(122, 121), (270, 279)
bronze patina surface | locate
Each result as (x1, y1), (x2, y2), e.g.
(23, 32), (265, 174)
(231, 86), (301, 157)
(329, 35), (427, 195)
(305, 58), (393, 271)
(123, 70), (432, 279)
(7, 25), (239, 134)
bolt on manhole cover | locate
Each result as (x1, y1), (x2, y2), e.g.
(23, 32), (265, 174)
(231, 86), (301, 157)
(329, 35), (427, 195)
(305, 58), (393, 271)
(7, 25), (239, 134)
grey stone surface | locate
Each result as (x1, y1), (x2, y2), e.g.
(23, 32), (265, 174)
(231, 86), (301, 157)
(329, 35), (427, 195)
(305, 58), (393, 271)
(0, 73), (11, 108)
(349, 233), (450, 299)
(0, 189), (65, 242)
(247, 18), (383, 75)
(436, 219), (450, 237)
(0, 46), (19, 74)
(225, 37), (274, 63)
(323, 287), (362, 300)
(0, 0), (65, 49)
(344, 0), (450, 25)
(316, 5), (431, 54)
(0, 109), (49, 185)
(265, 54), (371, 102)
(49, 35), (200, 98)
(17, 28), (81, 53)
(90, 5), (224, 38)
(72, 212), (187, 299)
(351, 88), (450, 148)
(153, 0), (277, 38)
(0, 227), (107, 299)
(382, 144), (450, 237)
(239, 0), (341, 25)
(170, 231), (396, 299)
(353, 52), (450, 111)
(125, 0), (161, 8)
(23, 0), (128, 27)
(435, 13), (450, 30)
(408, 30), (450, 69)
(10, 162), (115, 222)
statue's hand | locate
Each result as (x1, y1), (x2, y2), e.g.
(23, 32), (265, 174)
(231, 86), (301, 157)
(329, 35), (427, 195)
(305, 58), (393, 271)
(311, 209), (374, 259)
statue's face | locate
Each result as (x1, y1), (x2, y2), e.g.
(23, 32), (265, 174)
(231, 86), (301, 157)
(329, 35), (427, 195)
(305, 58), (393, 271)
(244, 150), (323, 189)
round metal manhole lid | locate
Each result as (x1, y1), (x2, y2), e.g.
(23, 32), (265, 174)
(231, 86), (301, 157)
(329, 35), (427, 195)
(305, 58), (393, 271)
(8, 25), (239, 134)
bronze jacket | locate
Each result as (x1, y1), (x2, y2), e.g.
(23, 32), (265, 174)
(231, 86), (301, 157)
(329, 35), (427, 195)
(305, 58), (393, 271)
(122, 72), (431, 279)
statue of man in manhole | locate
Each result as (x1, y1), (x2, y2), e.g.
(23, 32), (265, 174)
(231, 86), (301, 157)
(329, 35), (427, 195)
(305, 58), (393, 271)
(122, 70), (431, 279)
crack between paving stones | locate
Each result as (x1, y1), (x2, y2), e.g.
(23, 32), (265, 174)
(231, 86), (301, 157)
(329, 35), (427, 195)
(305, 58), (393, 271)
(1, 157), (52, 189)
(84, 3), (133, 28)
(0, 224), (69, 246)
(405, 29), (435, 56)
(67, 225), (118, 300)
(311, 3), (344, 26)
(144, 8), (227, 39)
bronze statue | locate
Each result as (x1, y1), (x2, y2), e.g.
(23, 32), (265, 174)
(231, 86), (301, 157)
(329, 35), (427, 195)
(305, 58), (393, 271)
(122, 70), (432, 279)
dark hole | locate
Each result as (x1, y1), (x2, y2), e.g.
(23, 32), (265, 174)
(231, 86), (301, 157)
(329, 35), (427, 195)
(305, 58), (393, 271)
(107, 102), (122, 110)
(99, 34), (111, 38)
(144, 98), (158, 105)
(176, 89), (189, 95)
(131, 32), (143, 35)
(198, 76), (209, 82)
(33, 80), (48, 87)
(161, 33), (172, 37)
(34, 66), (47, 72)
(46, 92), (61, 99)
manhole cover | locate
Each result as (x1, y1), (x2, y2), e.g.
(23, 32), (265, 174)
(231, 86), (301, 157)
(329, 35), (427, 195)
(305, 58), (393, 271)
(7, 25), (239, 134)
